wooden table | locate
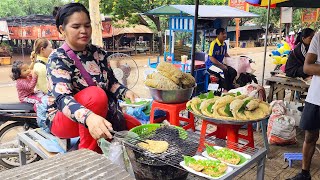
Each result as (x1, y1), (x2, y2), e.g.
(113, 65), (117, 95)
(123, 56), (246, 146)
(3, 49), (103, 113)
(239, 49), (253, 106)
(0, 149), (134, 180)
(265, 76), (309, 103)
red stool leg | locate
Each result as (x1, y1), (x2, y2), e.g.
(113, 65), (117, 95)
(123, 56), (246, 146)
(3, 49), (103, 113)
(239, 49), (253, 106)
(198, 120), (208, 152)
(189, 113), (195, 131)
(150, 104), (156, 124)
(238, 123), (255, 148)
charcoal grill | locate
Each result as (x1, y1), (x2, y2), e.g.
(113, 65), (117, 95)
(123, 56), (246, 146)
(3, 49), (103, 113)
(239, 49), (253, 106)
(123, 125), (263, 180)
(123, 126), (198, 180)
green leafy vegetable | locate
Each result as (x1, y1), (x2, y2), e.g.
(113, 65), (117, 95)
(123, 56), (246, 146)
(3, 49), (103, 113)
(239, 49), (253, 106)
(224, 103), (233, 117)
(207, 104), (214, 113)
(238, 99), (251, 114)
(207, 91), (214, 99)
(196, 104), (201, 111)
(124, 98), (131, 104)
(237, 154), (248, 165)
(205, 144), (216, 154)
(143, 103), (152, 115)
(199, 93), (207, 99)
(236, 92), (241, 96)
(183, 156), (196, 166)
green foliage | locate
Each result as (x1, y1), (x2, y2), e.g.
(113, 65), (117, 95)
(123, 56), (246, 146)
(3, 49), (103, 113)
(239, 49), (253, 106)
(0, 0), (68, 18)
(249, 6), (281, 26)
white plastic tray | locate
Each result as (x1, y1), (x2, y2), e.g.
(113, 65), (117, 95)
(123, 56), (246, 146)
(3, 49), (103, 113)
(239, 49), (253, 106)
(179, 155), (233, 180)
(202, 146), (252, 168)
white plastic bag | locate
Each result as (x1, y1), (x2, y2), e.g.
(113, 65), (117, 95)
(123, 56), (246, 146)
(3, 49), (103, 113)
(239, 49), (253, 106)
(98, 138), (134, 175)
(267, 100), (297, 145)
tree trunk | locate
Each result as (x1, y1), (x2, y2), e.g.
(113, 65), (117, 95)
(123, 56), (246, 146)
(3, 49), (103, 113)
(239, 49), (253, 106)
(89, 0), (103, 47)
(147, 15), (163, 54)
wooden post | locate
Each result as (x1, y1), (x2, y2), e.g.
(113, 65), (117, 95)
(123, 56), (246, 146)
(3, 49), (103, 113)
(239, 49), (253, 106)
(89, 0), (103, 47)
(235, 18), (240, 48)
(134, 35), (137, 55)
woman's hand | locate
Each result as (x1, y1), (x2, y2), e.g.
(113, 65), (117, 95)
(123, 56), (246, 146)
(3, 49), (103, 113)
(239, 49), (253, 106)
(86, 113), (113, 140)
(125, 90), (139, 103)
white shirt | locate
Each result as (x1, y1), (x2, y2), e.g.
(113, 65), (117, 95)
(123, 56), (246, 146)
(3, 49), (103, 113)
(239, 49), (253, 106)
(305, 33), (320, 106)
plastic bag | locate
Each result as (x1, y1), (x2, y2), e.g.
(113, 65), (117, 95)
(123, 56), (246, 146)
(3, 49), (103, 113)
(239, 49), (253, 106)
(267, 100), (296, 145)
(126, 102), (166, 124)
(98, 138), (134, 176)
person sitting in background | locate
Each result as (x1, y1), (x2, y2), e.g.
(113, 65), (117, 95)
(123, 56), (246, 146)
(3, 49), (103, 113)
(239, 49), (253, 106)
(30, 37), (53, 94)
(11, 60), (42, 104)
(206, 28), (237, 91)
(285, 28), (315, 80)
(30, 37), (53, 132)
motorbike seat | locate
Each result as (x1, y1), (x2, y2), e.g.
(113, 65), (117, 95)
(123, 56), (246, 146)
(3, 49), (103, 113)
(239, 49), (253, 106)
(0, 102), (35, 113)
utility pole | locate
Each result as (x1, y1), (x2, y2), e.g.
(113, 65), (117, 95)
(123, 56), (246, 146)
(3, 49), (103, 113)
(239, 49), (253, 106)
(89, 0), (103, 47)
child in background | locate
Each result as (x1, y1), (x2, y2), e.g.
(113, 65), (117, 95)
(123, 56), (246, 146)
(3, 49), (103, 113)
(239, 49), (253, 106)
(11, 60), (42, 104)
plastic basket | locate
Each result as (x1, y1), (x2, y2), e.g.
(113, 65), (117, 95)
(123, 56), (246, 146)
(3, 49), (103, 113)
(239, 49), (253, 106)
(129, 124), (187, 139)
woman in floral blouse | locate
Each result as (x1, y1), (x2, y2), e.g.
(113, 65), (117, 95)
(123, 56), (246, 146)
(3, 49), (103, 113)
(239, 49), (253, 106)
(47, 3), (140, 152)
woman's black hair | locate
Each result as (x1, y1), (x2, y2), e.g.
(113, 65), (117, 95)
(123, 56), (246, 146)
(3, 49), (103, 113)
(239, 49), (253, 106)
(294, 28), (315, 45)
(11, 61), (23, 81)
(53, 3), (90, 34)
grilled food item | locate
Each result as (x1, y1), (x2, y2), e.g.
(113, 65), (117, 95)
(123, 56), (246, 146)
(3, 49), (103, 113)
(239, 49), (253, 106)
(258, 101), (271, 116)
(181, 72), (196, 88)
(145, 72), (180, 90)
(138, 140), (169, 154)
(199, 98), (218, 117)
(202, 163), (228, 177)
(156, 62), (183, 84)
(187, 97), (203, 115)
(246, 99), (260, 111)
(188, 162), (205, 172)
(187, 93), (271, 121)
(206, 145), (241, 165)
(244, 108), (265, 120)
(184, 156), (228, 177)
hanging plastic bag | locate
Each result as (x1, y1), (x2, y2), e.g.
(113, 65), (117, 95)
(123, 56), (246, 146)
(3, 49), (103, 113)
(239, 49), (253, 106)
(98, 138), (134, 176)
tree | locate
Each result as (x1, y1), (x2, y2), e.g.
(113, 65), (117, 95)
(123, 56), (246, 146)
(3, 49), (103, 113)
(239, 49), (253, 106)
(77, 0), (226, 54)
(0, 0), (67, 18)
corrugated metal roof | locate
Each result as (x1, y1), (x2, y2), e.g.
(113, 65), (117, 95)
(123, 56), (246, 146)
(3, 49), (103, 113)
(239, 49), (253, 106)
(144, 5), (259, 18)
(104, 25), (154, 38)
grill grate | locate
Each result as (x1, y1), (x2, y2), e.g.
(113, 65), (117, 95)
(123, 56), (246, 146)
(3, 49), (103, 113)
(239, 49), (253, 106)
(123, 126), (259, 171)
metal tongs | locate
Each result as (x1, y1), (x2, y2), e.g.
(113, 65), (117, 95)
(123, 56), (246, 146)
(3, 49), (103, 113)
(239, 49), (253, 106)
(109, 129), (148, 144)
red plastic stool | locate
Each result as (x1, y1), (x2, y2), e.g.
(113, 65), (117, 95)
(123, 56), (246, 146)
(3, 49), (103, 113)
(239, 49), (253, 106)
(198, 120), (255, 152)
(150, 101), (195, 131)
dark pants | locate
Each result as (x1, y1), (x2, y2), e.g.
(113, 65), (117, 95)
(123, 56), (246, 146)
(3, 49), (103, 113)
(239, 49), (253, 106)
(208, 65), (237, 91)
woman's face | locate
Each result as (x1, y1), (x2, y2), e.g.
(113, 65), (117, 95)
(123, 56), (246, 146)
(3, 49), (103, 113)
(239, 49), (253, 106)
(302, 32), (315, 45)
(41, 41), (53, 58)
(60, 11), (92, 51)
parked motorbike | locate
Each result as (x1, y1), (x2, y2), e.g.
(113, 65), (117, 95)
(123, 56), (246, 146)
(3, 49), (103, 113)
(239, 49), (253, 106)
(0, 102), (40, 168)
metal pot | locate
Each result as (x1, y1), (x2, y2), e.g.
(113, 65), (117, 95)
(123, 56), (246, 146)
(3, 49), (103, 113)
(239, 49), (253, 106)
(147, 86), (195, 104)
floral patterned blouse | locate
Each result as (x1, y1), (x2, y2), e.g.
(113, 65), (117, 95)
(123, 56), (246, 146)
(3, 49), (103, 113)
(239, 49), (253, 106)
(46, 44), (128, 131)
